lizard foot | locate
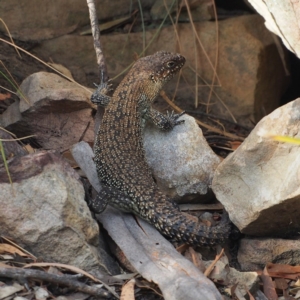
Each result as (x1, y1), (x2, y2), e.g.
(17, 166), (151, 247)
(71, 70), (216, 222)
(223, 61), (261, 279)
(166, 110), (185, 127)
(91, 81), (113, 107)
(88, 186), (111, 213)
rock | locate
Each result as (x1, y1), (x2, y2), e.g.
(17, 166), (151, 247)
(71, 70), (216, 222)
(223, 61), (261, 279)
(238, 238), (300, 272)
(0, 0), (155, 41)
(33, 14), (289, 127)
(247, 0), (300, 58)
(151, 0), (212, 21)
(34, 287), (49, 300)
(0, 128), (27, 164)
(203, 260), (259, 297)
(0, 151), (119, 274)
(212, 98), (300, 237)
(143, 114), (221, 200)
(0, 72), (95, 152)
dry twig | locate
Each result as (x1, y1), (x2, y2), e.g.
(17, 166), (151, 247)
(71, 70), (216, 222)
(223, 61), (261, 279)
(0, 267), (111, 298)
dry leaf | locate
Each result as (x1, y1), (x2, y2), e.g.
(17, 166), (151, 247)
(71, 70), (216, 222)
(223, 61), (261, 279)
(0, 93), (11, 101)
(0, 243), (28, 257)
(0, 282), (23, 298)
(0, 262), (15, 268)
(135, 279), (162, 297)
(274, 277), (288, 290)
(261, 266), (278, 300)
(246, 287), (255, 300)
(120, 278), (135, 300)
(267, 263), (300, 274)
(62, 150), (78, 168)
(230, 141), (241, 150)
(23, 144), (35, 154)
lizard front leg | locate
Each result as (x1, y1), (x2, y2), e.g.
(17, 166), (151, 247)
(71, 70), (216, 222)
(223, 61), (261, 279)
(91, 81), (112, 107)
(147, 109), (185, 131)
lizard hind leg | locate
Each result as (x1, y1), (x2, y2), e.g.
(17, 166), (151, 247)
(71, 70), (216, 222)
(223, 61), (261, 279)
(88, 186), (112, 213)
(89, 185), (136, 214)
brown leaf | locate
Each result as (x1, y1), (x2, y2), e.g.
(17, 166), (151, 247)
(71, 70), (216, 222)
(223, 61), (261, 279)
(135, 279), (162, 297)
(246, 287), (255, 300)
(267, 262), (300, 274)
(0, 243), (28, 257)
(261, 266), (278, 300)
(0, 93), (11, 101)
(230, 141), (242, 150)
(120, 279), (135, 300)
(274, 277), (288, 290)
(188, 247), (206, 273)
(230, 283), (239, 300)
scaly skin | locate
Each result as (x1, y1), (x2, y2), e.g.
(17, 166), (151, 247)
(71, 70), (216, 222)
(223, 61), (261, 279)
(90, 51), (231, 246)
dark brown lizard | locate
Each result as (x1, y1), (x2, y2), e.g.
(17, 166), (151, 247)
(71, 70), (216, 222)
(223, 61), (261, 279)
(90, 51), (232, 246)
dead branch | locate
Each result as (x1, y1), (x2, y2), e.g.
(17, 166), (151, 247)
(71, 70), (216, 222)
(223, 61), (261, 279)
(86, 0), (109, 134)
(0, 267), (112, 298)
(86, 0), (108, 82)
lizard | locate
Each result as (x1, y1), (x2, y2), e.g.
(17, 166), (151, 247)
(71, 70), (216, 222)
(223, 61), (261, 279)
(90, 51), (232, 247)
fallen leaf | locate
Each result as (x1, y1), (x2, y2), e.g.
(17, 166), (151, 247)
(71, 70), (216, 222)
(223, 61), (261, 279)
(120, 278), (135, 300)
(261, 266), (278, 300)
(0, 243), (28, 257)
(267, 263), (300, 274)
(0, 93), (11, 101)
(274, 277), (288, 290)
(245, 286), (255, 300)
(0, 282), (23, 298)
(230, 141), (241, 150)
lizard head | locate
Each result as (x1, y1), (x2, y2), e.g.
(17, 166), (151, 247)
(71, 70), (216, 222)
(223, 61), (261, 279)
(148, 51), (185, 83)
(132, 51), (185, 83)
(131, 51), (185, 101)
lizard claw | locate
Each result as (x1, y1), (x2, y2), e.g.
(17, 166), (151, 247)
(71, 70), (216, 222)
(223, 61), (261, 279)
(166, 110), (185, 127)
(91, 80), (113, 106)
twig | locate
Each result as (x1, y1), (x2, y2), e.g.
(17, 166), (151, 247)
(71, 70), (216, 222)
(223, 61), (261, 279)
(0, 267), (112, 298)
(86, 0), (108, 83)
(204, 248), (224, 277)
(206, 0), (219, 114)
(86, 0), (108, 134)
(160, 91), (244, 141)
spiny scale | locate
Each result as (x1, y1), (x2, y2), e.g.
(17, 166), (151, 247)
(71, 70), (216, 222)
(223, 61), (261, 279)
(91, 51), (231, 246)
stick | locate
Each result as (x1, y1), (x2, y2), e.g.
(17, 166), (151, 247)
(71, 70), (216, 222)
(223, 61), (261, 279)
(0, 267), (111, 298)
(86, 0), (109, 133)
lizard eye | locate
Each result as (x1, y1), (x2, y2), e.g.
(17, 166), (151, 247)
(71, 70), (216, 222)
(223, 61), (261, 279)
(166, 61), (176, 69)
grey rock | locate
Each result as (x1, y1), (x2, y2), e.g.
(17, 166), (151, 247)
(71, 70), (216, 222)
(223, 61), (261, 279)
(0, 128), (27, 164)
(33, 15), (289, 128)
(0, 151), (119, 274)
(238, 238), (300, 271)
(247, 0), (300, 57)
(34, 287), (49, 300)
(0, 72), (95, 152)
(0, 0), (155, 41)
(212, 98), (300, 236)
(144, 114), (221, 200)
(151, 0), (213, 21)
